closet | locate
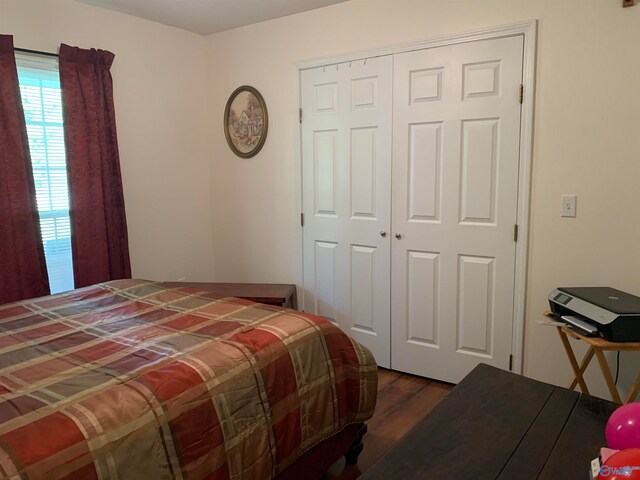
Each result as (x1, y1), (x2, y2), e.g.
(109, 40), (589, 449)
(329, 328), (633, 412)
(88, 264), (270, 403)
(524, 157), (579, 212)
(301, 33), (527, 383)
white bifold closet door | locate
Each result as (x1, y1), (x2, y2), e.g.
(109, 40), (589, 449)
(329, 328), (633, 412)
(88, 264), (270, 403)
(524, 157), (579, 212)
(301, 34), (525, 383)
(300, 56), (393, 368)
(391, 36), (524, 383)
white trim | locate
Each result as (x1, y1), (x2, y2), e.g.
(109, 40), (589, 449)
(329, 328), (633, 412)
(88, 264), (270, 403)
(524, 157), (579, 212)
(296, 20), (537, 373)
(293, 62), (304, 311)
(296, 20), (537, 70)
(511, 20), (537, 375)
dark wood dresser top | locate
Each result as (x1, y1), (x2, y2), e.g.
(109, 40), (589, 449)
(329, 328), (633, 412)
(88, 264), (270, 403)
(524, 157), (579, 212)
(361, 364), (616, 480)
(161, 282), (297, 309)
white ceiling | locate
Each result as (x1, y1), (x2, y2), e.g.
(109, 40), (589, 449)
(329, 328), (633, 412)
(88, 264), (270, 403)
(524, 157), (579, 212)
(75, 0), (350, 35)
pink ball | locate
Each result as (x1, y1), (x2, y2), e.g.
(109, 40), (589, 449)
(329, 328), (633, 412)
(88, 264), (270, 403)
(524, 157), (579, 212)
(607, 403), (640, 450)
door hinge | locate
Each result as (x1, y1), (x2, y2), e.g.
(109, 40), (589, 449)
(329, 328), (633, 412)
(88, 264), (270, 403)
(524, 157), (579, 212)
(509, 354), (513, 371)
(513, 224), (519, 242)
(301, 212), (304, 227)
(299, 108), (303, 124)
(519, 84), (524, 104)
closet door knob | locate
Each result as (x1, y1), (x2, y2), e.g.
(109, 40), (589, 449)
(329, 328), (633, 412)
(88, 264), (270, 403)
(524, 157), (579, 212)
(380, 231), (387, 237)
(395, 233), (402, 239)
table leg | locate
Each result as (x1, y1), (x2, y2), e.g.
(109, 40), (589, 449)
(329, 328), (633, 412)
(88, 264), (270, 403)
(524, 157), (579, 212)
(624, 371), (640, 404)
(557, 327), (590, 394)
(568, 347), (595, 390)
(594, 349), (623, 404)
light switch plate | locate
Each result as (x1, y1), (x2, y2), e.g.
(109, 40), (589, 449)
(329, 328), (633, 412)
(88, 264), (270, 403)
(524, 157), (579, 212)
(561, 195), (577, 217)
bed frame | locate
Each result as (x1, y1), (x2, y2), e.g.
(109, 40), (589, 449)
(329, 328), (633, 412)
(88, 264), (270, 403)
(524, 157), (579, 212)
(276, 423), (367, 479)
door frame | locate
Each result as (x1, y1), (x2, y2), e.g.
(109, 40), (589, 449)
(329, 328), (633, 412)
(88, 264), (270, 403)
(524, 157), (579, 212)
(295, 20), (537, 374)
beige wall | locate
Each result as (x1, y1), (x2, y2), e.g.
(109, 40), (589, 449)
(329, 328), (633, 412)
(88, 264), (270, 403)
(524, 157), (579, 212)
(205, 0), (640, 398)
(1, 0), (215, 282)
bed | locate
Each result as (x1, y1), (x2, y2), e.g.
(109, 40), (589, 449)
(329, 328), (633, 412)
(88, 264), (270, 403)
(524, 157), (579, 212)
(0, 279), (377, 479)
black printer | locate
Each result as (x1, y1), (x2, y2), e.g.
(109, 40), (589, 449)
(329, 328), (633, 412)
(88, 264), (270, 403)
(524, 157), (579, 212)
(548, 287), (640, 342)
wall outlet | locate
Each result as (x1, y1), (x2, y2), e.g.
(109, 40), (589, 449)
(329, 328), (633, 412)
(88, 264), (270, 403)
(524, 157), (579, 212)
(561, 195), (577, 218)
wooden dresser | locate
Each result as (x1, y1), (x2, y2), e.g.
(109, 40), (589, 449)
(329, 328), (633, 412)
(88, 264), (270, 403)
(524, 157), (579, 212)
(161, 282), (297, 309)
(361, 364), (617, 480)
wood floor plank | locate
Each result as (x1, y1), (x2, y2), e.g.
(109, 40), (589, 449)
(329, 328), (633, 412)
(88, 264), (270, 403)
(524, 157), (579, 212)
(360, 380), (452, 469)
(323, 368), (453, 479)
(375, 368), (401, 391)
(369, 373), (434, 425)
(367, 377), (449, 440)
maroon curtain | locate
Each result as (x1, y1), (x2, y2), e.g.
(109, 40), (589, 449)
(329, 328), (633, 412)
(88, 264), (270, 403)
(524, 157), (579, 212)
(0, 34), (50, 304)
(59, 43), (131, 288)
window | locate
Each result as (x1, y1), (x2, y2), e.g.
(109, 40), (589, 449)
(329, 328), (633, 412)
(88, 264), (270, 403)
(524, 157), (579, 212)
(16, 54), (74, 294)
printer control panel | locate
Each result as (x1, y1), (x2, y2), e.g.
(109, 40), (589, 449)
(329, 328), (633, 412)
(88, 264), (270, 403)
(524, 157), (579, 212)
(553, 293), (572, 306)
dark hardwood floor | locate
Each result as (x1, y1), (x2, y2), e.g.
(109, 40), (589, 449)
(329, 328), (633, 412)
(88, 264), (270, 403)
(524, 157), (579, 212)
(322, 368), (455, 479)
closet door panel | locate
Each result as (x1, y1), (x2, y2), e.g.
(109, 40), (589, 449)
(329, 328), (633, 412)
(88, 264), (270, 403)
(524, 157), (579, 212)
(301, 56), (393, 367)
(391, 35), (524, 383)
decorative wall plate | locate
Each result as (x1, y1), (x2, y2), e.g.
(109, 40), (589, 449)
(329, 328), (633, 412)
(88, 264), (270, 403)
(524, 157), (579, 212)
(224, 85), (268, 158)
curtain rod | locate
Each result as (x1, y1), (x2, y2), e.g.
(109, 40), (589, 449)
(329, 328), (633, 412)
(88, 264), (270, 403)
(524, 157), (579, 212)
(14, 47), (58, 58)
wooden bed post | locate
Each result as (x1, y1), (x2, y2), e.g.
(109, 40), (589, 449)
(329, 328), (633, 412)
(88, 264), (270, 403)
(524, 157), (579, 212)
(345, 423), (368, 466)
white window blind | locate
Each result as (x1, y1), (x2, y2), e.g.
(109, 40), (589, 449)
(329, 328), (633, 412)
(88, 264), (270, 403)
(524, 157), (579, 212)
(16, 54), (74, 294)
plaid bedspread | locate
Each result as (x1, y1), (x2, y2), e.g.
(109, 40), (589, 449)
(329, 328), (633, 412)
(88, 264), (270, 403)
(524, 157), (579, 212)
(0, 280), (377, 479)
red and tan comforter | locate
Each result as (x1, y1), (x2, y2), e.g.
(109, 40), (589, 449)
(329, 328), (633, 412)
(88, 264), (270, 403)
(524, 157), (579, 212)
(0, 280), (377, 479)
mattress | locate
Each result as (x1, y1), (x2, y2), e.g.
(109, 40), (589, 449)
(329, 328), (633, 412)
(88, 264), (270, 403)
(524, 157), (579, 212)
(0, 279), (377, 479)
